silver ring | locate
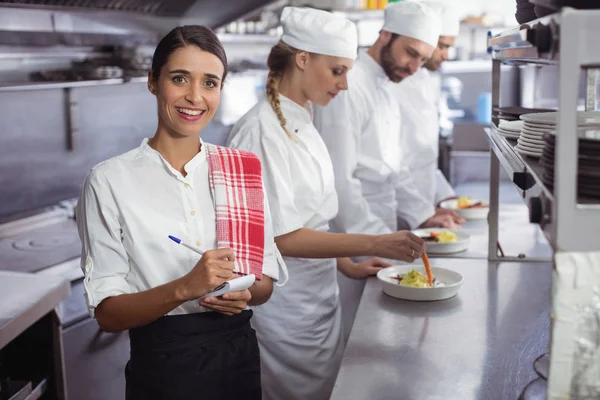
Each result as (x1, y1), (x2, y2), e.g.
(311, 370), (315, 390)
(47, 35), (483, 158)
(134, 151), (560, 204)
(411, 249), (415, 258)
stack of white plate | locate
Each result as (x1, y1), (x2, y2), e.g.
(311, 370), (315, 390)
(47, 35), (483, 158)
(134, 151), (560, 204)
(497, 119), (523, 139)
(518, 111), (600, 159)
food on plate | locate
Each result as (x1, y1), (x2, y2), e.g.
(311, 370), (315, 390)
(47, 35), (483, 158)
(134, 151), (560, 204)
(389, 269), (447, 288)
(397, 269), (430, 288)
(456, 196), (486, 209)
(423, 231), (457, 243)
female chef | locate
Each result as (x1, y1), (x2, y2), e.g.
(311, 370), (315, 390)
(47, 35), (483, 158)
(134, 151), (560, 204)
(76, 25), (282, 400)
(227, 7), (425, 400)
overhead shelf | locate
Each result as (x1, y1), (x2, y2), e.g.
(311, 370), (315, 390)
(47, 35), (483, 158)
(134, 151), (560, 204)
(488, 13), (560, 64)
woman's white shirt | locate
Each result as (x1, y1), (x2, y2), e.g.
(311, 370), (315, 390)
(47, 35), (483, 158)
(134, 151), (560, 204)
(227, 94), (339, 234)
(76, 138), (281, 317)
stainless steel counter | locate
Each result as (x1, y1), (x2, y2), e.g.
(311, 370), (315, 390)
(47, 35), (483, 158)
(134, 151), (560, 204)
(438, 203), (552, 260)
(331, 258), (552, 400)
(0, 270), (70, 349)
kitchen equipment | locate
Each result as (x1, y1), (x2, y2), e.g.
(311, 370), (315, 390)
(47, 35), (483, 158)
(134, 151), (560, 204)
(377, 265), (463, 301)
(541, 131), (600, 199)
(516, 0), (539, 24)
(530, 0), (599, 11)
(0, 202), (129, 400)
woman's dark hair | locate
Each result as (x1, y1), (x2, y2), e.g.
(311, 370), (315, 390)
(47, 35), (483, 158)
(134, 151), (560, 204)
(151, 25), (228, 86)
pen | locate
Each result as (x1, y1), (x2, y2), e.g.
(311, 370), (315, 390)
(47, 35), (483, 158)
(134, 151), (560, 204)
(168, 235), (204, 256)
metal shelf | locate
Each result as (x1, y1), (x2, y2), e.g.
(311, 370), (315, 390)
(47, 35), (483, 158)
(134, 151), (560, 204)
(0, 76), (148, 92)
(484, 126), (551, 197)
(25, 379), (48, 400)
(485, 125), (600, 252)
(488, 12), (560, 64)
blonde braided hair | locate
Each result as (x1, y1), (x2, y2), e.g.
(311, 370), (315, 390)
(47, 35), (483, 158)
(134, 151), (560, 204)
(266, 41), (299, 140)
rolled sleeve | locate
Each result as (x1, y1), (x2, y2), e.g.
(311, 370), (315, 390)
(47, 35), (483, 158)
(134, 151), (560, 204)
(261, 188), (288, 283)
(76, 169), (132, 317)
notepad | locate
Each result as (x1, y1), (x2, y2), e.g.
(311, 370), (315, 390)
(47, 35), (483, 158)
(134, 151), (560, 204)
(198, 274), (256, 300)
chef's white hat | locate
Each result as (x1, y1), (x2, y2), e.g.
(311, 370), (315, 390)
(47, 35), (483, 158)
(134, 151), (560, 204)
(382, 0), (443, 48)
(280, 7), (358, 60)
(422, 1), (460, 37)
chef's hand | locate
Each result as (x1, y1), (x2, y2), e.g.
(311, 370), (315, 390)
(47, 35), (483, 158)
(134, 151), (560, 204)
(200, 289), (252, 316)
(180, 248), (235, 300)
(435, 207), (466, 224)
(339, 258), (393, 279)
(420, 213), (461, 230)
(372, 231), (425, 262)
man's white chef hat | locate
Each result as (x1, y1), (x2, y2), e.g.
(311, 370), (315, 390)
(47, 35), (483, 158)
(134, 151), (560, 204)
(280, 6), (358, 60)
(382, 0), (443, 48)
(421, 1), (460, 37)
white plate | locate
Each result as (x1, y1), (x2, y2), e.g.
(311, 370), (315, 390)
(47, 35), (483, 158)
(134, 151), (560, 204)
(523, 124), (553, 133)
(519, 135), (546, 147)
(521, 128), (546, 136)
(439, 198), (489, 220)
(498, 127), (521, 133)
(517, 138), (545, 149)
(498, 130), (521, 137)
(377, 265), (463, 301)
(515, 146), (542, 158)
(519, 132), (546, 141)
(412, 228), (470, 254)
(498, 120), (524, 131)
(517, 141), (544, 151)
(521, 111), (600, 127)
(498, 126), (521, 133)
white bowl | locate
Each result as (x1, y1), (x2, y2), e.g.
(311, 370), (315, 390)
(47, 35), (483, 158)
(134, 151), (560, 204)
(377, 265), (463, 301)
(439, 198), (489, 220)
(412, 228), (470, 254)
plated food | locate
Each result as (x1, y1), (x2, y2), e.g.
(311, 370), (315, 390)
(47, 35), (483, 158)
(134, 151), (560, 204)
(440, 196), (489, 220)
(412, 228), (470, 254)
(421, 230), (457, 243)
(390, 269), (444, 288)
(377, 265), (463, 301)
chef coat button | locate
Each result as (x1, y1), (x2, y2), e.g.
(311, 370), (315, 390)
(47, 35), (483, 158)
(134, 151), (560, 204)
(184, 183), (190, 188)
(85, 257), (91, 265)
(190, 210), (196, 216)
(195, 240), (201, 247)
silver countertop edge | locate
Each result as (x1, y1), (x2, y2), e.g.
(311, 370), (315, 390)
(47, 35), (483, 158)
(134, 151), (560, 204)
(0, 271), (71, 350)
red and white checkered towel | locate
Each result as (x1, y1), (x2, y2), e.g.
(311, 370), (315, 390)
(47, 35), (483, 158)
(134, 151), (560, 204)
(205, 143), (264, 280)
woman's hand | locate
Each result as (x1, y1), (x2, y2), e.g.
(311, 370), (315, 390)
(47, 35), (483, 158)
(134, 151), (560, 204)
(179, 248), (235, 301)
(371, 231), (425, 262)
(200, 289), (252, 316)
(339, 257), (392, 279)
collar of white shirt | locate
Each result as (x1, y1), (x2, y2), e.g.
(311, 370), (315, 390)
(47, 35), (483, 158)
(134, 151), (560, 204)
(357, 49), (389, 86)
(279, 93), (313, 125)
(139, 137), (206, 179)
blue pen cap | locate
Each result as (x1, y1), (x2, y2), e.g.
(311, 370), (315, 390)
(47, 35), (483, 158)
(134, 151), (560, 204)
(168, 235), (182, 244)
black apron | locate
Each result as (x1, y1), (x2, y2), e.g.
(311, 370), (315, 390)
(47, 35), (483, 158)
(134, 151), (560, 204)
(126, 310), (261, 400)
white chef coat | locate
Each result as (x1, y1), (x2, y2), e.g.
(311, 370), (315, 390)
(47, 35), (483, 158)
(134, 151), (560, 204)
(313, 50), (435, 233)
(227, 95), (344, 400)
(76, 138), (281, 317)
(391, 67), (456, 204)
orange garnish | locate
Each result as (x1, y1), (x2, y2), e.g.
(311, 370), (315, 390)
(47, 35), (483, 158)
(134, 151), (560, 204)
(421, 252), (433, 286)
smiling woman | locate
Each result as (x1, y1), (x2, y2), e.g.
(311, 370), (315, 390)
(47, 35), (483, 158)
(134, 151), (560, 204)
(75, 25), (284, 400)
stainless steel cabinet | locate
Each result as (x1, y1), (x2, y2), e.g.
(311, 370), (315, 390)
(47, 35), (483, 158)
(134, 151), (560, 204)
(60, 317), (129, 400)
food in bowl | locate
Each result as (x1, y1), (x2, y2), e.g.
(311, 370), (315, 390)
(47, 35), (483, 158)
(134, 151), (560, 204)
(422, 231), (457, 243)
(390, 269), (445, 288)
(456, 196), (486, 209)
